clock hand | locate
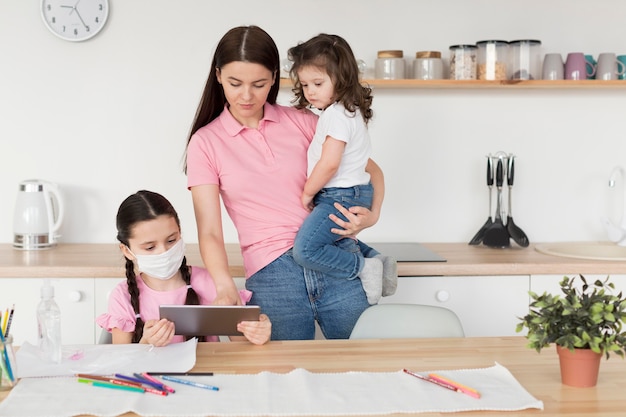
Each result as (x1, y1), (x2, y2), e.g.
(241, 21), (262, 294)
(74, 7), (88, 29)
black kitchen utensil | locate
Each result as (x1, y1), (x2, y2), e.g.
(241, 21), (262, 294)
(469, 157), (494, 245)
(506, 156), (529, 247)
(483, 157), (510, 248)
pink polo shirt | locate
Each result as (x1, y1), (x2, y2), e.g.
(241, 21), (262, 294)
(187, 103), (318, 277)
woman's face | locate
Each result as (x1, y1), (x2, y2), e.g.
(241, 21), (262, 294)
(217, 61), (275, 127)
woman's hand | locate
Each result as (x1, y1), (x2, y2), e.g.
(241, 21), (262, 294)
(236, 313), (272, 345)
(212, 280), (244, 306)
(140, 318), (175, 347)
(329, 202), (379, 238)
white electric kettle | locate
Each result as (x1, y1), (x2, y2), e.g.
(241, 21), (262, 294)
(13, 179), (65, 250)
(601, 166), (626, 246)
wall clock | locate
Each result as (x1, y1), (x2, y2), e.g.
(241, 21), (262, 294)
(41, 0), (109, 42)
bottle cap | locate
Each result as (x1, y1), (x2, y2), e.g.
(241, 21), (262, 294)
(41, 279), (54, 298)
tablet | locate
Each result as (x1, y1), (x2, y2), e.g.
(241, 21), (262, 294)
(159, 305), (261, 336)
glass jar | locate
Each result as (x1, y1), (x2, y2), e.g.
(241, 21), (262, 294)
(476, 40), (509, 80)
(0, 335), (17, 391)
(509, 39), (542, 80)
(449, 44), (477, 80)
(412, 51), (444, 80)
(375, 50), (406, 79)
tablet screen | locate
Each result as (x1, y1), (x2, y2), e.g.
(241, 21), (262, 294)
(159, 305), (261, 336)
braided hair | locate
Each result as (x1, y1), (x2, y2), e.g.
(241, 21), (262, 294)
(116, 190), (199, 343)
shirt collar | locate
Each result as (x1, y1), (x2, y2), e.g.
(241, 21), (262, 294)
(219, 103), (280, 137)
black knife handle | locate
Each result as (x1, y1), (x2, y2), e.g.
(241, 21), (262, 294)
(487, 157), (494, 186)
(496, 158), (504, 187)
(507, 156), (515, 186)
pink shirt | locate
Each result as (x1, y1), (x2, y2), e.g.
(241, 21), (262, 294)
(96, 266), (252, 343)
(187, 103), (318, 277)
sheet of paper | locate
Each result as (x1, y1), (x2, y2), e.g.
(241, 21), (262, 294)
(15, 338), (197, 377)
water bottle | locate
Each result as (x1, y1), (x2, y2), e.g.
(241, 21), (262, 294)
(37, 280), (62, 363)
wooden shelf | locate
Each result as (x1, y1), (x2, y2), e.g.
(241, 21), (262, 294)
(279, 78), (626, 89)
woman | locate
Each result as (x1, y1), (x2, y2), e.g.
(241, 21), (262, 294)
(185, 25), (385, 340)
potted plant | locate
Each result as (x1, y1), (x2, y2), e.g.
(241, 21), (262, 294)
(516, 274), (626, 387)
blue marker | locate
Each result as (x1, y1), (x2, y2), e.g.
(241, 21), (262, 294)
(161, 375), (219, 391)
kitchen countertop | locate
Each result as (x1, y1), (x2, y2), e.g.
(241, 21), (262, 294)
(2, 242), (626, 278)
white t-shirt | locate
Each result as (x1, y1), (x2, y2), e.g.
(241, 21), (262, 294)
(307, 102), (371, 188)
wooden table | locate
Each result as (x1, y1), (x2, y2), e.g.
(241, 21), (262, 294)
(3, 337), (622, 416)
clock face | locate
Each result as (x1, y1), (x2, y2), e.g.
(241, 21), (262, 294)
(41, 0), (109, 42)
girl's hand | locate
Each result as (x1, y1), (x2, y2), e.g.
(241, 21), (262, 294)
(329, 202), (379, 238)
(301, 194), (315, 211)
(237, 314), (272, 345)
(140, 318), (175, 347)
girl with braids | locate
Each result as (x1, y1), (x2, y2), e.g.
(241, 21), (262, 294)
(96, 190), (271, 346)
(288, 34), (397, 306)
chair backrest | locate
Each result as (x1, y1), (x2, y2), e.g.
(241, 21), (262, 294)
(98, 329), (112, 344)
(349, 304), (465, 339)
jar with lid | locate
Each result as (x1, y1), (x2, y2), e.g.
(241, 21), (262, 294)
(449, 44), (477, 80)
(375, 50), (406, 79)
(509, 39), (542, 80)
(476, 40), (509, 80)
(412, 51), (443, 80)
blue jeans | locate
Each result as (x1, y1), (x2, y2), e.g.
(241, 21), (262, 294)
(293, 184), (376, 280)
(246, 249), (370, 340)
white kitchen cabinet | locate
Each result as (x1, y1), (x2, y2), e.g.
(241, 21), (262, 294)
(0, 278), (95, 346)
(530, 274), (626, 299)
(379, 275), (530, 337)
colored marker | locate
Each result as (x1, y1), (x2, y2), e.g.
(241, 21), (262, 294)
(139, 372), (176, 393)
(428, 373), (481, 399)
(78, 378), (145, 393)
(161, 375), (219, 391)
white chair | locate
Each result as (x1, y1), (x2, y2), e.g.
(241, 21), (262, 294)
(98, 329), (112, 344)
(349, 304), (465, 339)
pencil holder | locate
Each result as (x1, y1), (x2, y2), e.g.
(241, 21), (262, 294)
(0, 335), (18, 391)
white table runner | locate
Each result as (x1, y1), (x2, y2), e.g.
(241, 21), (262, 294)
(0, 363), (542, 416)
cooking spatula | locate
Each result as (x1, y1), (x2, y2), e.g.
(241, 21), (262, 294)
(469, 157), (494, 245)
(506, 156), (529, 247)
(483, 157), (510, 248)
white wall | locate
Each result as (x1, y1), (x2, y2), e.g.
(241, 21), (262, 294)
(2, 0), (626, 246)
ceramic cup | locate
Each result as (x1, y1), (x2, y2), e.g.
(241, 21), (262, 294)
(542, 53), (564, 80)
(618, 55), (626, 80)
(565, 52), (595, 80)
(596, 52), (626, 80)
(585, 55), (597, 79)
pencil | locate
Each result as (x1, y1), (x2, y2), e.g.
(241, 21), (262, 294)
(147, 372), (214, 376)
(0, 309), (7, 337)
(4, 305), (14, 338)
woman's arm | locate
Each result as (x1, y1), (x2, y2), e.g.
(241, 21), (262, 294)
(329, 158), (384, 237)
(190, 184), (242, 306)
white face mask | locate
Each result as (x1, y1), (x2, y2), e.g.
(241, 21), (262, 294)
(129, 239), (186, 280)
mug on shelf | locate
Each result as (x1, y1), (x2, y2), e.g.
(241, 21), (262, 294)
(585, 55), (597, 79)
(565, 52), (595, 80)
(542, 53), (564, 80)
(618, 55), (626, 80)
(595, 52), (626, 80)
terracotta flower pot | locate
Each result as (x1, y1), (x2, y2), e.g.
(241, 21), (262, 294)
(556, 345), (602, 387)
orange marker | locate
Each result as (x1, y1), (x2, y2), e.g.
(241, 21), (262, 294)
(428, 373), (481, 399)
